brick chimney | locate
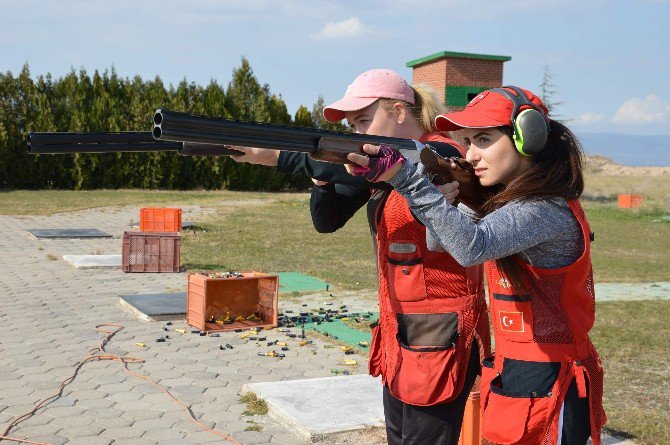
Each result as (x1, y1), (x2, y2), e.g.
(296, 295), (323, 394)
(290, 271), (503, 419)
(407, 51), (512, 112)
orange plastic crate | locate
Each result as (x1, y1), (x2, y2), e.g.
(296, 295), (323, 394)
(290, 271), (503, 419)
(187, 272), (278, 332)
(618, 194), (643, 208)
(458, 391), (481, 445)
(122, 231), (180, 273)
(140, 207), (182, 232)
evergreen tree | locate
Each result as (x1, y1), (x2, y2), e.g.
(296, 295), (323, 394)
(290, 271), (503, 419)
(311, 95), (349, 132)
(224, 57), (294, 190)
(293, 105), (312, 127)
(538, 65), (564, 119)
(0, 60), (312, 190)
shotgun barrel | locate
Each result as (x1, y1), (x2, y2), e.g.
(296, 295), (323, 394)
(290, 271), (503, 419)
(28, 131), (242, 156)
(152, 108), (422, 163)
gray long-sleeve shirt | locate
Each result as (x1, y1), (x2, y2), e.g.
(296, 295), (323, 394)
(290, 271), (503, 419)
(387, 161), (584, 268)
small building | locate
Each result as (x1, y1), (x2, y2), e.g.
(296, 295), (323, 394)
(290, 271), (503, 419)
(407, 51), (512, 112)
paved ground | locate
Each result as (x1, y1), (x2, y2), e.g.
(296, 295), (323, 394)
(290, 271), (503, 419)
(0, 206), (378, 445)
(0, 205), (658, 444)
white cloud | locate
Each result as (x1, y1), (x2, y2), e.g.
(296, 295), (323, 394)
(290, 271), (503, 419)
(311, 17), (370, 40)
(572, 112), (606, 125)
(611, 94), (670, 124)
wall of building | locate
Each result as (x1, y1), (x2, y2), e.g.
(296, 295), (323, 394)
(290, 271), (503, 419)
(411, 57), (505, 111)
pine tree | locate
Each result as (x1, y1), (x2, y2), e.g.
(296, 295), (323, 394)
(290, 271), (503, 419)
(293, 105), (312, 127)
(224, 57), (294, 190)
(0, 60), (311, 190)
(311, 95), (349, 132)
(538, 65), (564, 119)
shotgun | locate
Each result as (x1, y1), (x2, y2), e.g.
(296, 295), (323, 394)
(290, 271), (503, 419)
(152, 109), (423, 163)
(29, 113), (488, 211)
(152, 109), (490, 210)
(28, 131), (243, 156)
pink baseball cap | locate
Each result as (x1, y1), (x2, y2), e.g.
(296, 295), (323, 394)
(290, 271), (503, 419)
(323, 69), (415, 122)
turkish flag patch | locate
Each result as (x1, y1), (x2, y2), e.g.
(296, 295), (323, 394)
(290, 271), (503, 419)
(499, 311), (524, 333)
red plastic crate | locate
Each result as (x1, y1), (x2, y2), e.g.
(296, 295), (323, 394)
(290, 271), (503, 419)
(187, 272), (278, 332)
(122, 231), (180, 273)
(618, 194), (643, 208)
(140, 207), (182, 232)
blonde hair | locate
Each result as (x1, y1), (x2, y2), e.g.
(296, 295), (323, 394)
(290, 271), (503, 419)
(380, 83), (445, 133)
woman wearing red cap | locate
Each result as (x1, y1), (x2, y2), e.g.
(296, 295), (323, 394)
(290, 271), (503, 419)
(232, 69), (491, 445)
(346, 86), (606, 445)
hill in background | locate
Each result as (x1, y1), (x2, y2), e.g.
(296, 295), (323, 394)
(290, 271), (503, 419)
(583, 155), (669, 209)
(577, 132), (670, 167)
(585, 155), (670, 177)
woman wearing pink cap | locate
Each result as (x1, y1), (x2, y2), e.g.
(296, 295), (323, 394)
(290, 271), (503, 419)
(346, 86), (606, 445)
(232, 69), (492, 445)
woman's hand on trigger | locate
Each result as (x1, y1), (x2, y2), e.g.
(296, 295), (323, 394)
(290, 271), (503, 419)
(228, 146), (280, 166)
(345, 144), (405, 182)
(437, 181), (459, 205)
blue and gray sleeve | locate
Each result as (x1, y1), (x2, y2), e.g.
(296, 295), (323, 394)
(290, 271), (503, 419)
(388, 161), (583, 268)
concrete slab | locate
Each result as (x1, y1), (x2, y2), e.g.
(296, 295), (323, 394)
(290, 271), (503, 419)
(119, 292), (187, 321)
(243, 373), (639, 445)
(243, 375), (384, 442)
(62, 254), (121, 269)
(27, 228), (113, 239)
(595, 282), (670, 301)
(597, 434), (638, 445)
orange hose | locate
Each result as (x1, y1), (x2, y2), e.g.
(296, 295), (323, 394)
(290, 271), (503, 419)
(0, 323), (242, 445)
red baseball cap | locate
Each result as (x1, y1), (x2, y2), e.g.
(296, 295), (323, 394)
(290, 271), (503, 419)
(323, 69), (415, 122)
(434, 87), (549, 131)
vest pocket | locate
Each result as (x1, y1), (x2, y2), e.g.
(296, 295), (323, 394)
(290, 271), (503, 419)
(480, 356), (497, 405)
(492, 292), (534, 342)
(390, 312), (462, 405)
(397, 312), (459, 349)
(481, 362), (560, 445)
(368, 322), (383, 377)
(386, 257), (428, 302)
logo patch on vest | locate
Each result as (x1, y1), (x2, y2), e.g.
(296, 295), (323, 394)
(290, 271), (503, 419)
(497, 278), (511, 289)
(389, 243), (417, 254)
(499, 311), (524, 332)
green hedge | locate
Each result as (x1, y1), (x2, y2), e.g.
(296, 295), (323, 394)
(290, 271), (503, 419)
(0, 58), (346, 190)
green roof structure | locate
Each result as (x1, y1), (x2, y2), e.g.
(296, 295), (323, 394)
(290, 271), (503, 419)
(406, 50), (512, 67)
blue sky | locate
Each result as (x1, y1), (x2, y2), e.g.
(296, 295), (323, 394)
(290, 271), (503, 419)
(1, 0), (668, 135)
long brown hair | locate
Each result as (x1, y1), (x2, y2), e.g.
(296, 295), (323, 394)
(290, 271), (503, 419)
(482, 120), (585, 290)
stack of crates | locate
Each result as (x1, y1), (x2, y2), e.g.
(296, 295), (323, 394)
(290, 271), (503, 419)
(122, 208), (182, 273)
(187, 272), (279, 332)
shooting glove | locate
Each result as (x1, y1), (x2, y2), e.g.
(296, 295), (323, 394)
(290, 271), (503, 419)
(351, 145), (405, 182)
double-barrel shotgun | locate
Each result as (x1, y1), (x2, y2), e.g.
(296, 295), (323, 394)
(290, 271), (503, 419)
(152, 109), (490, 209)
(151, 108), (425, 164)
(28, 110), (489, 210)
(28, 131), (243, 156)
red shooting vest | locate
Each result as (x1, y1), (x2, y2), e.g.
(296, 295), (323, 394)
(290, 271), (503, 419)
(481, 199), (606, 445)
(367, 134), (491, 406)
